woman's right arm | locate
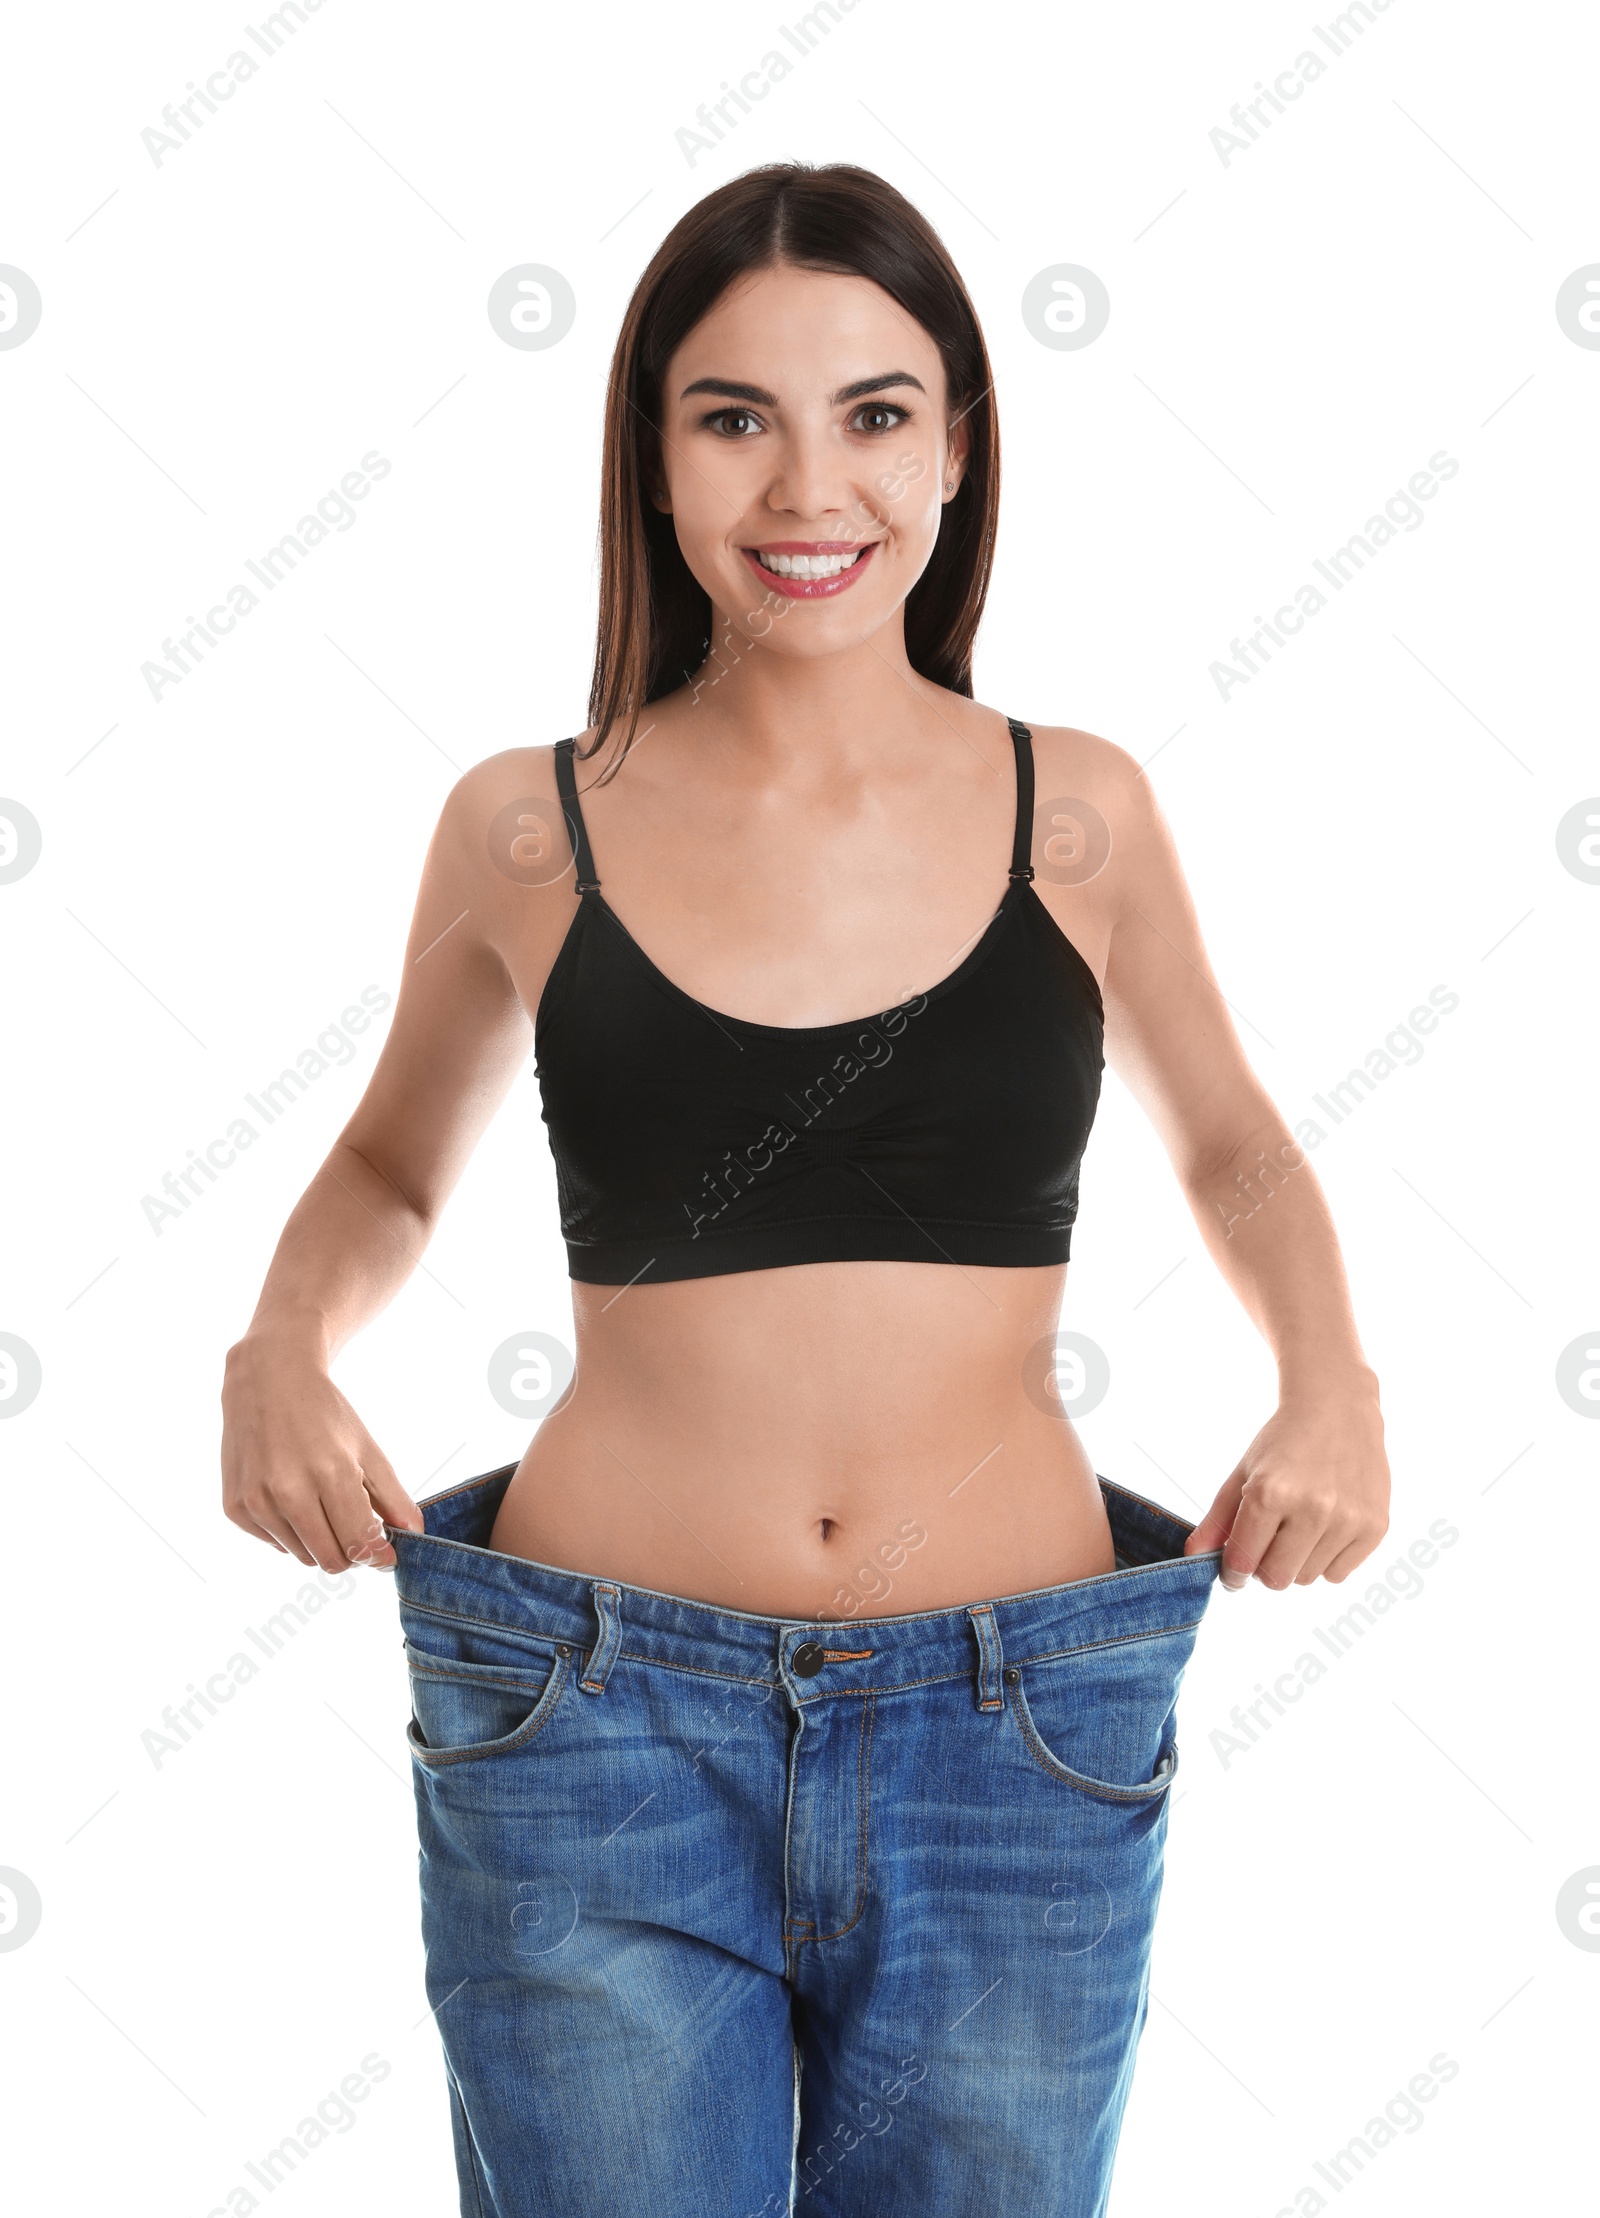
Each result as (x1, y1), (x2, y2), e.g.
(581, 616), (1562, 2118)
(220, 748), (573, 1574)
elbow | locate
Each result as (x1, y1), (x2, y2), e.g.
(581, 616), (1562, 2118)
(334, 1136), (438, 1230)
(1181, 1111), (1304, 1202)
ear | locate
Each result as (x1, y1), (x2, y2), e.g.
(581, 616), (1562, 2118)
(942, 413), (972, 500)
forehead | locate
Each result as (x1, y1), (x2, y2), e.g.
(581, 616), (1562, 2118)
(665, 265), (946, 403)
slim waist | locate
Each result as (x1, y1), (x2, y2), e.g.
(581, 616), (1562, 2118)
(386, 1465), (1220, 1696)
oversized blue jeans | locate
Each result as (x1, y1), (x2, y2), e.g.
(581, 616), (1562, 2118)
(386, 1467), (1219, 2217)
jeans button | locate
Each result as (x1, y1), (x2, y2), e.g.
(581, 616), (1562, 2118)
(791, 1640), (826, 1678)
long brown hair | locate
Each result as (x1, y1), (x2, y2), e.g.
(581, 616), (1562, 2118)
(584, 161), (1001, 768)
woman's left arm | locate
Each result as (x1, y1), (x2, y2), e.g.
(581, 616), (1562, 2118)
(1173, 1118), (1390, 1591)
(1043, 728), (1391, 1594)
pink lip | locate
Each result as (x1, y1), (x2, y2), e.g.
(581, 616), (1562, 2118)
(739, 541), (879, 599)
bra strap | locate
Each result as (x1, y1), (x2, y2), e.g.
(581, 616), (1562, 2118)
(1005, 716), (1036, 883)
(554, 737), (600, 894)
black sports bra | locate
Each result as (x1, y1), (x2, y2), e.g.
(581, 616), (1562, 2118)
(535, 717), (1105, 1285)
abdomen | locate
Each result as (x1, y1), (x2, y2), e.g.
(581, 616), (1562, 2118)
(490, 1259), (1115, 1615)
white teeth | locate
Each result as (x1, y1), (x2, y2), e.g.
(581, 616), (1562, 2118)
(755, 547), (866, 578)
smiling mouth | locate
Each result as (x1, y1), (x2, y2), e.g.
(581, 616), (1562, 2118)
(740, 541), (879, 598)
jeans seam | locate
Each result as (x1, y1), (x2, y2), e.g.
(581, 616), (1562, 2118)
(1017, 1617), (1207, 1668)
(402, 1621), (1199, 1699)
(443, 2048), (490, 2217)
(403, 1601), (779, 1694)
(1010, 1681), (1182, 1803)
(408, 1655), (571, 1769)
(406, 1660), (553, 1695)
(412, 1463), (517, 1513)
(782, 1700), (805, 1981)
(400, 1593), (573, 1649)
(806, 1688), (877, 1946)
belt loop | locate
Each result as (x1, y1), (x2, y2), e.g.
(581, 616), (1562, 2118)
(967, 1603), (1005, 1713)
(579, 1581), (622, 1694)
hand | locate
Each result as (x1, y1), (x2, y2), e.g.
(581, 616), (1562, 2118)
(1183, 1371), (1389, 1591)
(221, 1333), (423, 1573)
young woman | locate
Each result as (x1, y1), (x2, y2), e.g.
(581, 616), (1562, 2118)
(221, 164), (1389, 2217)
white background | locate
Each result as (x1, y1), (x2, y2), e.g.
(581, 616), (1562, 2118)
(1, 2), (1595, 2211)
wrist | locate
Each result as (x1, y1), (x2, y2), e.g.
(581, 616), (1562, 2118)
(1276, 1355), (1380, 1406)
(226, 1315), (334, 1376)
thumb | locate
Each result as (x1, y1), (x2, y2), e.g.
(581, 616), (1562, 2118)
(1185, 1466), (1244, 1559)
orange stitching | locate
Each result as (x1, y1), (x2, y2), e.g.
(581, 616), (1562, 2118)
(822, 1648), (873, 1661)
(808, 1688), (876, 1944)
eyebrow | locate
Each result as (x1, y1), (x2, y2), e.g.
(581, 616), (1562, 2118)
(678, 370), (928, 407)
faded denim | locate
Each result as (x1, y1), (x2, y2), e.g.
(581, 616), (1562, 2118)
(386, 1467), (1219, 2217)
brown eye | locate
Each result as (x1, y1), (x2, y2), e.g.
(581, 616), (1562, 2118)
(851, 402), (907, 435)
(709, 408), (761, 437)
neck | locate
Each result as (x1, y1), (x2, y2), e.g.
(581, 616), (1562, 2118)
(671, 612), (943, 771)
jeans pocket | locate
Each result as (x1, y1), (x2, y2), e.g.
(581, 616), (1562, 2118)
(1009, 1625), (1197, 1804)
(403, 1624), (569, 1768)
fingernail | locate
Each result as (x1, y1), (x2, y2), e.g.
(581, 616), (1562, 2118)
(1220, 1570), (1248, 1590)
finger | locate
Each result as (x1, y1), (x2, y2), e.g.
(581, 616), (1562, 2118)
(1294, 1524), (1360, 1586)
(1251, 1513), (1329, 1590)
(227, 1504), (291, 1555)
(223, 1457), (293, 1554)
(354, 1445), (423, 1543)
(272, 1485), (368, 1576)
(1213, 1486), (1292, 1591)
(239, 1497), (318, 1567)
(1318, 1532), (1383, 1585)
(1247, 1477), (1340, 1587)
(1185, 1468), (1245, 1560)
(329, 1479), (400, 1572)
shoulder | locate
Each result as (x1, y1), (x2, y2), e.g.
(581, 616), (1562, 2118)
(434, 740), (571, 837)
(1015, 720), (1145, 810)
(442, 741), (566, 816)
(1011, 718), (1184, 913)
(1020, 720), (1174, 836)
(424, 742), (584, 900)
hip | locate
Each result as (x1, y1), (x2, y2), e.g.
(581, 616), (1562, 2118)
(388, 1461), (1219, 1818)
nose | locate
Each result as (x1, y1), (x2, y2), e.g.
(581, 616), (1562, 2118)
(763, 419), (857, 526)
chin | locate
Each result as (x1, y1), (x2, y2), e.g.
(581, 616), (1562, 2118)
(735, 606), (896, 658)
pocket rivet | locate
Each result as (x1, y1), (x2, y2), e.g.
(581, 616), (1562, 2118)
(557, 1643), (572, 1657)
(1003, 1667), (1019, 1685)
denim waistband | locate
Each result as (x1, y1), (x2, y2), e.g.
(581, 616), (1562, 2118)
(386, 1466), (1221, 1698)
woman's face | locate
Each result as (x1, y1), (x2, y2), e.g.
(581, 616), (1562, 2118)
(650, 263), (968, 665)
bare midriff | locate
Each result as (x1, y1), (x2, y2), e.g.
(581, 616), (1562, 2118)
(485, 1257), (1115, 1620)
